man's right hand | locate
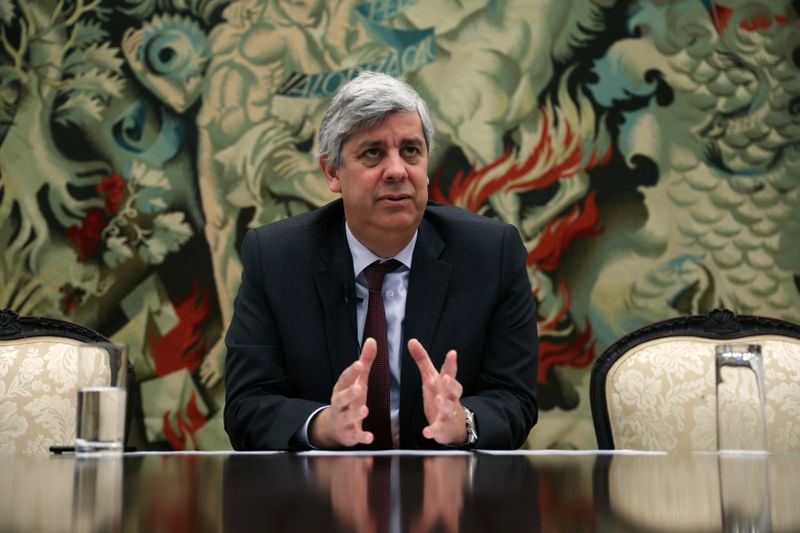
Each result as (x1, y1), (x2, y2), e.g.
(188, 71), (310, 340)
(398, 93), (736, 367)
(309, 338), (377, 448)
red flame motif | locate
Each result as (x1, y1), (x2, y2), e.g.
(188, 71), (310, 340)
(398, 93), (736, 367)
(149, 282), (211, 377)
(527, 191), (603, 272)
(163, 392), (207, 451)
(430, 105), (611, 384)
(538, 322), (596, 383)
(431, 111), (611, 211)
(707, 3), (788, 35)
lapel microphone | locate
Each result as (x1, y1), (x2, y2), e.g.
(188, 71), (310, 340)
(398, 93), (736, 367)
(342, 286), (363, 304)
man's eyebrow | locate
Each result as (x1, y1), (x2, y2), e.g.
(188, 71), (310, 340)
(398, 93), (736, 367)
(352, 135), (425, 152)
(352, 139), (384, 152)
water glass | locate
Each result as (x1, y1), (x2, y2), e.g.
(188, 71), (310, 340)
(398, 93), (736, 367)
(75, 343), (128, 454)
(715, 343), (768, 452)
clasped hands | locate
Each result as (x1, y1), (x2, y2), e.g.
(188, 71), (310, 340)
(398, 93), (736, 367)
(309, 338), (467, 449)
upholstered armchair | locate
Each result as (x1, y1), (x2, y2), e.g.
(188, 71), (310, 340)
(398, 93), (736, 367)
(590, 309), (800, 452)
(0, 310), (134, 454)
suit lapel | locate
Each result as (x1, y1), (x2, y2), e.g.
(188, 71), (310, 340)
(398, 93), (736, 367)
(400, 218), (453, 434)
(314, 220), (360, 382)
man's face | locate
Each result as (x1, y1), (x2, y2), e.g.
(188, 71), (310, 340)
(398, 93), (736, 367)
(321, 111), (429, 253)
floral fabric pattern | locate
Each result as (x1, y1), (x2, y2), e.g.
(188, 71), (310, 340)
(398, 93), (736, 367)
(606, 336), (800, 452)
(0, 338), (108, 454)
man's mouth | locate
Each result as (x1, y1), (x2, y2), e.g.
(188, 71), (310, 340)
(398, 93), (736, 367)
(379, 193), (412, 203)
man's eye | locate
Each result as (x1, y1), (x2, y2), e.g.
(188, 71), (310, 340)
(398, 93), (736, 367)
(403, 146), (421, 156)
(363, 148), (381, 159)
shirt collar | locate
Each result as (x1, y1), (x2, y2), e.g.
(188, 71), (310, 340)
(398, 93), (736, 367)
(345, 222), (416, 276)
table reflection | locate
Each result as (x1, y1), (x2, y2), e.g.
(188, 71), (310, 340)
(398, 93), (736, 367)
(0, 454), (124, 533)
(600, 452), (800, 532)
(72, 456), (123, 532)
(224, 455), (539, 533)
(308, 455), (471, 533)
(222, 454), (544, 533)
(1, 451), (798, 532)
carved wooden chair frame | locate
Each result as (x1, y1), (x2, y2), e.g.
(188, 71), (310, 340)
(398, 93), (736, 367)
(590, 308), (800, 449)
(0, 309), (136, 448)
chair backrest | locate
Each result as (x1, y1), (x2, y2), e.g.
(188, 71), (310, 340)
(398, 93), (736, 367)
(590, 309), (800, 451)
(0, 310), (134, 454)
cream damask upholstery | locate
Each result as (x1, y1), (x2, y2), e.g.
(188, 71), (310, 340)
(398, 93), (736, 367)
(0, 311), (115, 454)
(590, 310), (800, 452)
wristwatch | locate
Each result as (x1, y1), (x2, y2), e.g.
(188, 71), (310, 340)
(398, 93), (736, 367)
(463, 406), (478, 446)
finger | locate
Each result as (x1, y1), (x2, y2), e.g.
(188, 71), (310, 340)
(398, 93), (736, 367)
(408, 338), (437, 381)
(331, 380), (364, 409)
(441, 374), (463, 401)
(333, 360), (364, 394)
(435, 394), (461, 418)
(333, 339), (378, 395)
(423, 400), (461, 440)
(354, 429), (374, 445)
(338, 404), (369, 426)
(359, 338), (377, 372)
(440, 350), (458, 379)
(421, 418), (450, 440)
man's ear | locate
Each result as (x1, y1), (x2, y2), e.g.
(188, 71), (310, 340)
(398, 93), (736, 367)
(319, 156), (341, 193)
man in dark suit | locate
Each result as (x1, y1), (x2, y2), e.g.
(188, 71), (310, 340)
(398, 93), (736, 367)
(224, 71), (538, 450)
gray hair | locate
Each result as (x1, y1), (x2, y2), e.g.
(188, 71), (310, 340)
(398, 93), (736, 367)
(316, 71), (435, 169)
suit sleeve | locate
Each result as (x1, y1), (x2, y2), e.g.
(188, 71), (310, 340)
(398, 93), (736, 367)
(224, 229), (324, 450)
(461, 224), (538, 449)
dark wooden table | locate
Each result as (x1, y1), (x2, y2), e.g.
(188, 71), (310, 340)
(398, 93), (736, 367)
(1, 450), (798, 532)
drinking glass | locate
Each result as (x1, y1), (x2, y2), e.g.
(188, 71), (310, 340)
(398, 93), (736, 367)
(715, 343), (768, 452)
(75, 343), (128, 454)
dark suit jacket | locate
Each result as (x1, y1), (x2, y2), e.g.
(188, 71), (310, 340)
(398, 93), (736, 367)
(224, 199), (538, 450)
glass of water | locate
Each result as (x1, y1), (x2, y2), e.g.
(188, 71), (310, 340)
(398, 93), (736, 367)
(75, 343), (128, 454)
(715, 343), (768, 453)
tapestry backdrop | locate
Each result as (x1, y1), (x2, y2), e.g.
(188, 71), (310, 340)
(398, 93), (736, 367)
(0, 0), (798, 451)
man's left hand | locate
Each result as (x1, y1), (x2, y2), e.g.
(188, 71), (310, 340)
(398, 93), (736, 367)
(408, 338), (468, 446)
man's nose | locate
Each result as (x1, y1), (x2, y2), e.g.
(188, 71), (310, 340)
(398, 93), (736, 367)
(383, 150), (408, 181)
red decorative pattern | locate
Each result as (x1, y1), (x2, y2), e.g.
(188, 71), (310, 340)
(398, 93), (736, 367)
(430, 111), (612, 213)
(429, 107), (611, 386)
(149, 282), (211, 376)
(708, 3), (733, 34)
(65, 209), (106, 261)
(526, 192), (603, 272)
(58, 284), (86, 314)
(162, 392), (207, 451)
(538, 320), (595, 383)
(96, 173), (125, 214)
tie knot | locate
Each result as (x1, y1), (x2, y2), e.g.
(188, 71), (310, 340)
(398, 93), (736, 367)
(363, 260), (401, 290)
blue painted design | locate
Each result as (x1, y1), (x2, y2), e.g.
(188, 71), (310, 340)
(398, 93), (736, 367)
(135, 187), (169, 214)
(278, 0), (436, 98)
(358, 0), (417, 21)
(138, 15), (209, 84)
(665, 254), (706, 273)
(111, 101), (186, 167)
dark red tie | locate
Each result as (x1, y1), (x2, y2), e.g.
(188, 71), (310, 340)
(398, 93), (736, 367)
(362, 260), (400, 449)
